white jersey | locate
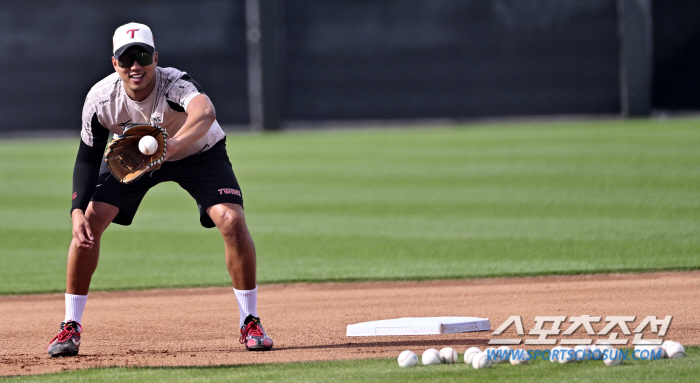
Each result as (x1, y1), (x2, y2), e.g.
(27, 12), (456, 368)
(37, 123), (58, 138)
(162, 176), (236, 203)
(81, 67), (225, 161)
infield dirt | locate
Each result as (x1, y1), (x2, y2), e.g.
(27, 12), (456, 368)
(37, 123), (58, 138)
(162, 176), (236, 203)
(1, 271), (698, 376)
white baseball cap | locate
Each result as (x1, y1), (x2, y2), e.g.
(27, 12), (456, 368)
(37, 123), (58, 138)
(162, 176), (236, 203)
(113, 22), (155, 57)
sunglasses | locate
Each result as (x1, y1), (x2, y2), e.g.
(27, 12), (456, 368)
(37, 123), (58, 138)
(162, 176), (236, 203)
(116, 51), (154, 68)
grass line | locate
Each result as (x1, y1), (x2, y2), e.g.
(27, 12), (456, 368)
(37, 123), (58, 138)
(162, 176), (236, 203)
(3, 347), (697, 382)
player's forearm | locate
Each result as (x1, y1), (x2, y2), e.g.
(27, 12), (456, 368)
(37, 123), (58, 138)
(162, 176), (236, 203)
(168, 94), (216, 156)
(71, 119), (109, 215)
(71, 145), (104, 215)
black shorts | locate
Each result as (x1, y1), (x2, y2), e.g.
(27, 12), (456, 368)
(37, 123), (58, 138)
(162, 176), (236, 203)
(92, 138), (243, 228)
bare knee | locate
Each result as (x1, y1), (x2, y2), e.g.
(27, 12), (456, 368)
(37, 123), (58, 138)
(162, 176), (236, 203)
(213, 207), (249, 242)
(84, 202), (118, 238)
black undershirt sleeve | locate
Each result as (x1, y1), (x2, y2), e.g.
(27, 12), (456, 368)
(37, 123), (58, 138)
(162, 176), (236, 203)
(70, 113), (110, 215)
(180, 74), (204, 92)
(167, 74), (205, 112)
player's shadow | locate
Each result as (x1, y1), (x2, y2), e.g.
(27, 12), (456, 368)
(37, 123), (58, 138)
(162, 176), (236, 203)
(274, 338), (491, 351)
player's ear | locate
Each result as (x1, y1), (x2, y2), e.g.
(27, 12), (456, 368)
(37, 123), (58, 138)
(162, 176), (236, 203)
(153, 52), (158, 65)
(111, 56), (118, 71)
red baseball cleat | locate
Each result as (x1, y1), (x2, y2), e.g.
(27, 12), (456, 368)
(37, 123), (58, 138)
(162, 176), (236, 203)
(239, 315), (273, 351)
(47, 320), (82, 357)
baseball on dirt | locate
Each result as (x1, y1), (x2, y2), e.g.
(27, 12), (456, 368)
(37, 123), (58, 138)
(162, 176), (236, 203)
(397, 350), (418, 367)
(422, 348), (444, 365)
(139, 135), (158, 155)
(439, 347), (458, 364)
(464, 347), (481, 365)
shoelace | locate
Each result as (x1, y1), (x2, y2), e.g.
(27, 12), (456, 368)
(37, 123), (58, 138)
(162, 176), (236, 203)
(239, 321), (264, 344)
(51, 324), (81, 344)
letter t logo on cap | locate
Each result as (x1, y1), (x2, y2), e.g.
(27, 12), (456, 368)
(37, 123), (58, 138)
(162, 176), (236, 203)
(112, 23), (155, 57)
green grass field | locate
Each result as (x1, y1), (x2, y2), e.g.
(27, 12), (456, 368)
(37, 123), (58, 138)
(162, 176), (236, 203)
(0, 117), (698, 380)
(2, 348), (698, 382)
(1, 118), (698, 294)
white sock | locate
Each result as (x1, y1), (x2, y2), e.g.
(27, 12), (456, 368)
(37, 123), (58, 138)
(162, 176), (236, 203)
(233, 286), (258, 328)
(64, 293), (88, 324)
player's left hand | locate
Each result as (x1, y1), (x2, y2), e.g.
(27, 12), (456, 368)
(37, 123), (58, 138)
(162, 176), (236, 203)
(104, 123), (167, 184)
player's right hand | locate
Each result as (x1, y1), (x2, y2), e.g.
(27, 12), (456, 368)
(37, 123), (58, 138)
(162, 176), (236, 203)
(71, 209), (95, 249)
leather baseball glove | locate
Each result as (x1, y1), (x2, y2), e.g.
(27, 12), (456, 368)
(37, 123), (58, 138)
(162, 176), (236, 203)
(104, 123), (167, 184)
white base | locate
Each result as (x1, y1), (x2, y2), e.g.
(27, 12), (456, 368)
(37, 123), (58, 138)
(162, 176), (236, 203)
(346, 316), (491, 336)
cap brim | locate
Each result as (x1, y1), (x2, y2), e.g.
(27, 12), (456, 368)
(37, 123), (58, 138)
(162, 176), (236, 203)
(114, 43), (155, 58)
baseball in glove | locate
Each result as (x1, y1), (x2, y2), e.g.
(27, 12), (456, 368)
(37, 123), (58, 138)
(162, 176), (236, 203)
(104, 123), (167, 184)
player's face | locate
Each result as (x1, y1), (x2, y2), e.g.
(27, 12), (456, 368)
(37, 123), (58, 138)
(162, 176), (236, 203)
(112, 47), (158, 102)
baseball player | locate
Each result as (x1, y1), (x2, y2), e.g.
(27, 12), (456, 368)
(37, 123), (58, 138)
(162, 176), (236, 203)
(47, 22), (273, 357)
